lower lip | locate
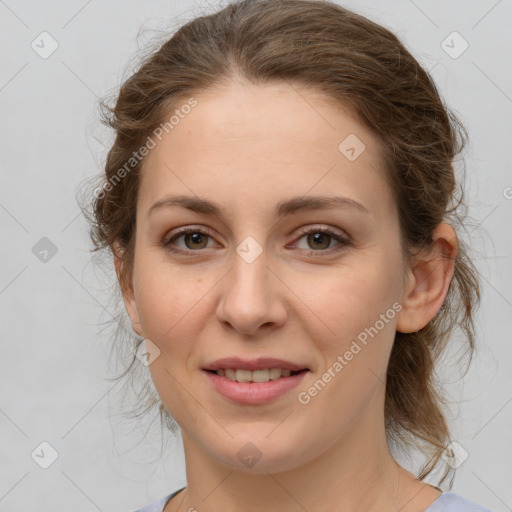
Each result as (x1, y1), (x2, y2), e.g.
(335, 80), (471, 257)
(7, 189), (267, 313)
(203, 370), (309, 405)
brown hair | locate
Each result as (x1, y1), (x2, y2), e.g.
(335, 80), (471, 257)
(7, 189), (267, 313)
(80, 0), (481, 488)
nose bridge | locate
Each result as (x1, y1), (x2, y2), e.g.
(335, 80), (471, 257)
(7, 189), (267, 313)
(217, 235), (286, 334)
(233, 237), (269, 293)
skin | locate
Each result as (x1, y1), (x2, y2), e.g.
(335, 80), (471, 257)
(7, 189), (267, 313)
(116, 79), (457, 512)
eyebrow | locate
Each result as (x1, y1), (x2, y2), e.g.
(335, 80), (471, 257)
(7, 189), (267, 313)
(146, 194), (371, 218)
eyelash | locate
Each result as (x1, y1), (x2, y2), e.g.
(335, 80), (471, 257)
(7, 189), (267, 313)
(163, 226), (351, 257)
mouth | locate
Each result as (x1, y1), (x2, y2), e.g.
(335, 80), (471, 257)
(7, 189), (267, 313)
(204, 368), (307, 382)
(202, 368), (310, 404)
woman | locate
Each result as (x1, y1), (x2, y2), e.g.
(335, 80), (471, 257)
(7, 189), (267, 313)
(84, 0), (493, 510)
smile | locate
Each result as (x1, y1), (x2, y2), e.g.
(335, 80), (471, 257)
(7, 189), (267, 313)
(209, 368), (302, 382)
(203, 368), (309, 404)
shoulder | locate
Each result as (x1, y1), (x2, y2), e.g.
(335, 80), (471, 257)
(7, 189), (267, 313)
(130, 487), (183, 512)
(131, 494), (173, 512)
(427, 492), (495, 512)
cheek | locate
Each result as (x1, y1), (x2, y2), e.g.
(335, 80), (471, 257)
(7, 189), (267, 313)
(292, 258), (401, 339)
(135, 267), (209, 422)
(133, 267), (194, 349)
(294, 269), (398, 427)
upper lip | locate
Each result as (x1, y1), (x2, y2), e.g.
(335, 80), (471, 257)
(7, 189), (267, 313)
(203, 357), (310, 372)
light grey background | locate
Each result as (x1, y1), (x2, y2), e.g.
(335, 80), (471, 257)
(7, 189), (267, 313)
(0, 1), (511, 511)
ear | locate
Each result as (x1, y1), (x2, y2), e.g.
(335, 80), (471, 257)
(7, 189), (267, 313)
(113, 241), (143, 337)
(396, 223), (458, 333)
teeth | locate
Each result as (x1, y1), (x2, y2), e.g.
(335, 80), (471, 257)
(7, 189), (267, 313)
(216, 368), (294, 382)
(235, 369), (252, 382)
(271, 368), (291, 379)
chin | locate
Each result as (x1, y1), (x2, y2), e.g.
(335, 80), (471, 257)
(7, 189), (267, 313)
(206, 432), (310, 474)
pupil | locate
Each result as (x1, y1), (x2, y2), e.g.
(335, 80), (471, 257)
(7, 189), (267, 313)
(187, 233), (207, 249)
(308, 232), (330, 250)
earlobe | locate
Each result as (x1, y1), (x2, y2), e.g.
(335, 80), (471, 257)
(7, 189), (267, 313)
(396, 223), (458, 334)
(113, 242), (143, 338)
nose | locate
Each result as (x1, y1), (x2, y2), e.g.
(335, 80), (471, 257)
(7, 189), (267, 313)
(216, 246), (287, 336)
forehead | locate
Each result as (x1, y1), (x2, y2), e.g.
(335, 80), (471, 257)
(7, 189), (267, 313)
(138, 80), (395, 220)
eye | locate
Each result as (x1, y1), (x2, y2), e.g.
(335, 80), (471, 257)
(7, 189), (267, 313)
(291, 226), (351, 255)
(163, 225), (351, 256)
(164, 227), (217, 254)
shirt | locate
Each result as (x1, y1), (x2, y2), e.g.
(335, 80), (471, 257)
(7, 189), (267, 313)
(132, 488), (494, 512)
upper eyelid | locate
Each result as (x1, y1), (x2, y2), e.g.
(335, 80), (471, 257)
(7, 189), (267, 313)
(294, 224), (348, 238)
(166, 224), (347, 239)
(165, 224), (349, 249)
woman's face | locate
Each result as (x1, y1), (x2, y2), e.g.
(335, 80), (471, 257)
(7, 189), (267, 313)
(121, 80), (414, 472)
